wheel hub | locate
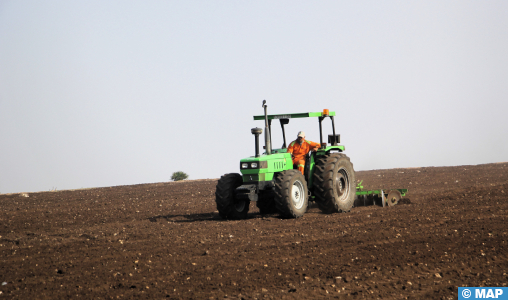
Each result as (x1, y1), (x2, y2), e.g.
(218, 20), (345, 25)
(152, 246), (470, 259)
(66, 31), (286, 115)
(335, 168), (350, 200)
(291, 180), (305, 210)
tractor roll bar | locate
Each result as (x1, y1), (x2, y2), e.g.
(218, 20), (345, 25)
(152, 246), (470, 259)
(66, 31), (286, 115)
(254, 106), (338, 153)
(318, 115), (338, 148)
(279, 118), (289, 148)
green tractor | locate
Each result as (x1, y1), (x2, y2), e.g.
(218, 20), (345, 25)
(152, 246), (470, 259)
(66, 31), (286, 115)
(215, 100), (356, 219)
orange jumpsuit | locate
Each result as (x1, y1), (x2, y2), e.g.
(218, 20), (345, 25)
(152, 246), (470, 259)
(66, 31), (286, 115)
(287, 139), (320, 175)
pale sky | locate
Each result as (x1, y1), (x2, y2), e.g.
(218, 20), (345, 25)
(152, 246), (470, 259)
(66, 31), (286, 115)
(1, 1), (507, 194)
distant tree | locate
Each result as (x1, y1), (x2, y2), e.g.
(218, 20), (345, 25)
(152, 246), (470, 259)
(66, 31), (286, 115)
(171, 171), (189, 181)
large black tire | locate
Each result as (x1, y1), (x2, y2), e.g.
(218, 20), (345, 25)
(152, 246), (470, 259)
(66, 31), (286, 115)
(215, 173), (250, 219)
(312, 153), (356, 213)
(256, 191), (277, 215)
(273, 170), (308, 218)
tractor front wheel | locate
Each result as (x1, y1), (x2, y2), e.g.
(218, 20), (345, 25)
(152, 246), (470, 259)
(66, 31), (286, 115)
(274, 170), (308, 218)
(215, 173), (250, 219)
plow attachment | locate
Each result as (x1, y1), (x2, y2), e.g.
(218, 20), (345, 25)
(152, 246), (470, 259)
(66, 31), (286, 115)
(354, 181), (407, 207)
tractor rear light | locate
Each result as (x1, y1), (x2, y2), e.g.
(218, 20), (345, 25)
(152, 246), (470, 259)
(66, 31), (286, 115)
(241, 163), (248, 169)
(251, 162), (258, 168)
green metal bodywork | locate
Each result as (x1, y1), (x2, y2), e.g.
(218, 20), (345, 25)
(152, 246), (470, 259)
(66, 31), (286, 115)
(239, 145), (344, 186)
(240, 152), (291, 182)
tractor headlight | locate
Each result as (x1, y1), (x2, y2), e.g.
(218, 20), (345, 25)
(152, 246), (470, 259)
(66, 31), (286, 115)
(251, 162), (258, 168)
(241, 163), (248, 169)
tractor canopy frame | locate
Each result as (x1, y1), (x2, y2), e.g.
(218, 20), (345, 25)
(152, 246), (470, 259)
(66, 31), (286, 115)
(253, 111), (340, 151)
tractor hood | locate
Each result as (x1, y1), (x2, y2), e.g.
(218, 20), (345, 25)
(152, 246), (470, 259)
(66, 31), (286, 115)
(239, 152), (291, 182)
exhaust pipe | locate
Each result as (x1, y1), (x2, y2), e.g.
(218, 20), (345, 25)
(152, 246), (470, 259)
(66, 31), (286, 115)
(262, 100), (271, 155)
(251, 127), (263, 157)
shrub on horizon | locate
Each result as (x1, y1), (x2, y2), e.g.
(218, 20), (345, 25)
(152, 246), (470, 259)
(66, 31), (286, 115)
(171, 171), (189, 181)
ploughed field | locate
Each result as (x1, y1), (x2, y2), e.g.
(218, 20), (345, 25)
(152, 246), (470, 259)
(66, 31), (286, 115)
(1, 163), (507, 299)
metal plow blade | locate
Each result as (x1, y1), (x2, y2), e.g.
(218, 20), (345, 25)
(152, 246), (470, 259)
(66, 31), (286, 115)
(386, 190), (402, 207)
(354, 193), (384, 207)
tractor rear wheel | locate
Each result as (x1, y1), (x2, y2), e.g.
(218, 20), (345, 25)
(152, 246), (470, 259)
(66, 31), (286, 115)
(215, 173), (249, 219)
(274, 170), (308, 218)
(312, 153), (356, 213)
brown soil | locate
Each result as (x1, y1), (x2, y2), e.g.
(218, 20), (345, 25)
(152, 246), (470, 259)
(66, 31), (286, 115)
(1, 163), (508, 299)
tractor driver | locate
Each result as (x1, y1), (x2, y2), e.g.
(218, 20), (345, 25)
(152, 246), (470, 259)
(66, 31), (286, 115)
(287, 131), (320, 175)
